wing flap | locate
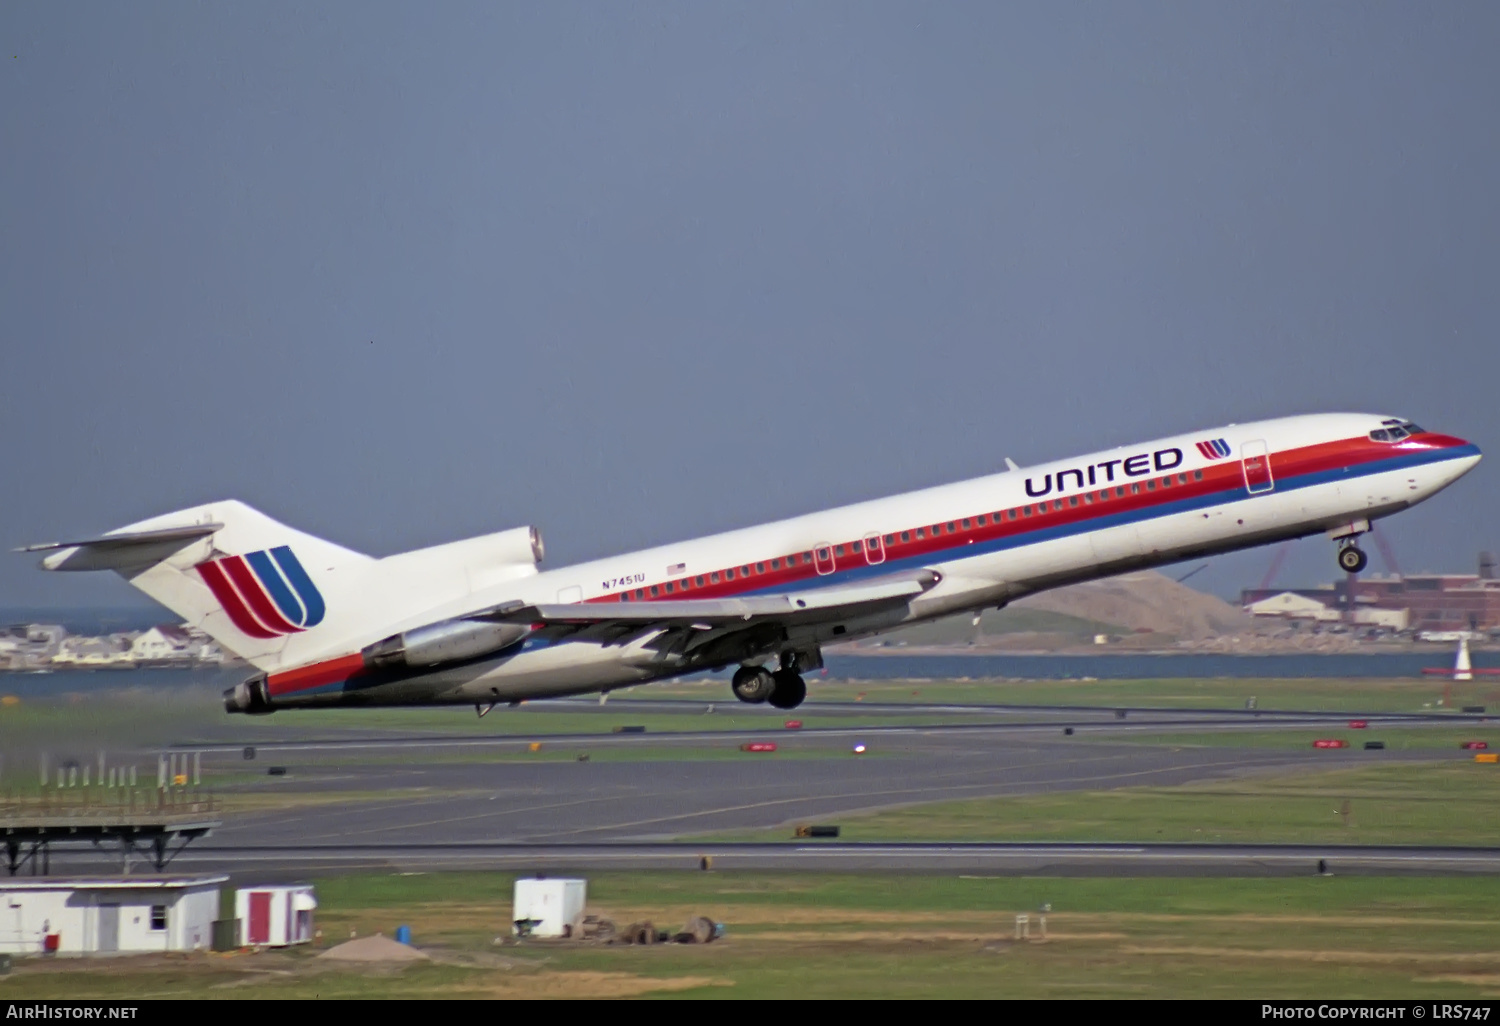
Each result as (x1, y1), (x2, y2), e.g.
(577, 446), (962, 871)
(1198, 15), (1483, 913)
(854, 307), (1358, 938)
(481, 569), (939, 628)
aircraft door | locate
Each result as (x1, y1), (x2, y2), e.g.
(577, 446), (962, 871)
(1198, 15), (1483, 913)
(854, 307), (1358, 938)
(813, 543), (836, 576)
(1241, 440), (1275, 494)
(863, 533), (885, 565)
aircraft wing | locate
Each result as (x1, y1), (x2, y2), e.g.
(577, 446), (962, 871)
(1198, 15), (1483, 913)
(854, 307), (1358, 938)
(476, 569), (940, 629)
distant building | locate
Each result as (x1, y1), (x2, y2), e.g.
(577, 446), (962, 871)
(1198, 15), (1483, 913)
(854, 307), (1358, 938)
(129, 624), (196, 663)
(0, 876), (226, 955)
(1242, 552), (1500, 631)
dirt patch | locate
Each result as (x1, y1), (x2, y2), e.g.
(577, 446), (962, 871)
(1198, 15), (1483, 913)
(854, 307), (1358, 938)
(447, 971), (731, 999)
(320, 934), (430, 962)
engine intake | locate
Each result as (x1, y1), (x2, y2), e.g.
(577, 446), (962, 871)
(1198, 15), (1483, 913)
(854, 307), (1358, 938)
(362, 619), (531, 670)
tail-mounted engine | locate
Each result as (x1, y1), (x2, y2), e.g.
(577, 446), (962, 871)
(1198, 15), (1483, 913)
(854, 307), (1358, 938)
(360, 619), (531, 671)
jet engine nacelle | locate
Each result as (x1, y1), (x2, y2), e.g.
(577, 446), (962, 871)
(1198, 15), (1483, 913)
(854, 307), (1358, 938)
(361, 619), (531, 670)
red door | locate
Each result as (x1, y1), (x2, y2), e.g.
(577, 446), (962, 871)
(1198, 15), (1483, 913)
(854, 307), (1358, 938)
(813, 544), (836, 576)
(863, 533), (885, 566)
(248, 892), (271, 944)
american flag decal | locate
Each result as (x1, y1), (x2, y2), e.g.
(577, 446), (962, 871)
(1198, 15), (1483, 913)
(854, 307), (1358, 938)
(1195, 438), (1232, 460)
(667, 563), (686, 575)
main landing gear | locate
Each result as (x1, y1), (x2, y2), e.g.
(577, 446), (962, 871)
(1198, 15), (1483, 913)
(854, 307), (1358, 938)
(731, 660), (807, 710)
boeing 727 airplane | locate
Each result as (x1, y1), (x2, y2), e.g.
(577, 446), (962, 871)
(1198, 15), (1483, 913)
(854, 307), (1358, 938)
(22, 413), (1480, 715)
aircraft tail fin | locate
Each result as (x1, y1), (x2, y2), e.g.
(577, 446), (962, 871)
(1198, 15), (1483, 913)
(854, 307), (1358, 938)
(26, 501), (375, 671)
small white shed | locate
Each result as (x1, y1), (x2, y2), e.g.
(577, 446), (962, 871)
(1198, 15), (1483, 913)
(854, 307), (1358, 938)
(235, 884), (316, 947)
(0, 875), (225, 955)
(512, 877), (586, 938)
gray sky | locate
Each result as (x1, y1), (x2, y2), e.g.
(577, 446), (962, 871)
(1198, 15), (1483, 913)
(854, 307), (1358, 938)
(3, 2), (1497, 612)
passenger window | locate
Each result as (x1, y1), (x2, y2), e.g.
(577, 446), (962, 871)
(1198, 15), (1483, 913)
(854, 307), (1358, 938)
(885, 535), (896, 545)
(1069, 496), (1079, 507)
(1023, 507), (1033, 517)
(1178, 474), (1188, 484)
(1116, 487), (1126, 497)
(1161, 477), (1171, 488)
(741, 566), (750, 576)
(901, 532), (910, 542)
(1100, 490), (1109, 501)
(650, 585), (659, 596)
(1083, 493), (1094, 504)
(695, 576), (705, 586)
(947, 522), (956, 532)
(621, 592), (630, 602)
(851, 541), (862, 553)
(1008, 509), (1018, 520)
(770, 559), (780, 570)
(725, 568), (735, 580)
(1147, 480), (1156, 491)
(803, 552), (813, 562)
(1130, 484), (1140, 494)
(916, 528), (926, 538)
(711, 573), (720, 583)
(976, 515), (987, 526)
(756, 563), (765, 573)
(834, 545), (844, 556)
(635, 589), (644, 598)
(1053, 500), (1064, 511)
(1193, 470), (1203, 481)
(787, 555), (798, 566)
(817, 548), (829, 560)
(961, 519), (971, 529)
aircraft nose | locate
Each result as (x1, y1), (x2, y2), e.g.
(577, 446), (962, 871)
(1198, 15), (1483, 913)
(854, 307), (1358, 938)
(1444, 440), (1482, 482)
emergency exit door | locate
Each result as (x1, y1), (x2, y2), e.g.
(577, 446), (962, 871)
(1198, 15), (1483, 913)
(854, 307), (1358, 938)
(1241, 440), (1275, 494)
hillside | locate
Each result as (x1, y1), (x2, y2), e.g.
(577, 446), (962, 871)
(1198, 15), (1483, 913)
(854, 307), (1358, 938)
(859, 570), (1255, 648)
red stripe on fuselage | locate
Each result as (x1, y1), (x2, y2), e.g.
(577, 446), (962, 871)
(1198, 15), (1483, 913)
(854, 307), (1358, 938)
(267, 653), (366, 697)
(580, 432), (1468, 606)
(198, 560), (280, 639)
(220, 555), (301, 634)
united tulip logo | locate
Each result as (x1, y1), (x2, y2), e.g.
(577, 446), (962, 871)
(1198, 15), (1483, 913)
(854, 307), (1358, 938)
(197, 546), (326, 639)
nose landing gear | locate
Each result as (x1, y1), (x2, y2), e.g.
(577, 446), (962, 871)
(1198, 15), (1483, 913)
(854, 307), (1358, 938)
(1337, 544), (1369, 573)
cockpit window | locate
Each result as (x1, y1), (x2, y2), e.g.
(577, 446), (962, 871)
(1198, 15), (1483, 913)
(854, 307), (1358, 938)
(1370, 420), (1423, 443)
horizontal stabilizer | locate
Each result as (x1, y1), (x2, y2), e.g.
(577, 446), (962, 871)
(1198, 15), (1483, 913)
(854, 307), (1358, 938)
(21, 524), (224, 572)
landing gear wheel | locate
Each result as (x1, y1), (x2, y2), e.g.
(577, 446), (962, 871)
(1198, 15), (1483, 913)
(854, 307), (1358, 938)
(731, 665), (776, 704)
(1337, 545), (1369, 573)
(768, 670), (807, 710)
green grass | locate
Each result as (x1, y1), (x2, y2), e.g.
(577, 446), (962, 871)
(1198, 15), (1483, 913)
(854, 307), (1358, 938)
(7, 872), (1500, 998)
(698, 761), (1500, 846)
(1113, 725), (1500, 752)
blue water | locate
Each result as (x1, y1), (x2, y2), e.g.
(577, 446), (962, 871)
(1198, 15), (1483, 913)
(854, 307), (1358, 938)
(824, 651), (1500, 680)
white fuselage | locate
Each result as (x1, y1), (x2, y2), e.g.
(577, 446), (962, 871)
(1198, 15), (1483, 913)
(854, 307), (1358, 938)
(259, 412), (1478, 707)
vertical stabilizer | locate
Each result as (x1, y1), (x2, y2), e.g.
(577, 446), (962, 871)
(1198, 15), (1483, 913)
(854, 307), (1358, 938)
(31, 501), (376, 671)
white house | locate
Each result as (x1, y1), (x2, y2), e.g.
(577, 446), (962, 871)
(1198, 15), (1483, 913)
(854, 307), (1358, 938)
(235, 885), (316, 947)
(0, 876), (226, 955)
(1245, 592), (1341, 622)
(129, 625), (196, 663)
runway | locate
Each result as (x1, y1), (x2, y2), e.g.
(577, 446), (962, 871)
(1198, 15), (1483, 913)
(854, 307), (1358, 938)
(22, 699), (1494, 878)
(163, 840), (1500, 877)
